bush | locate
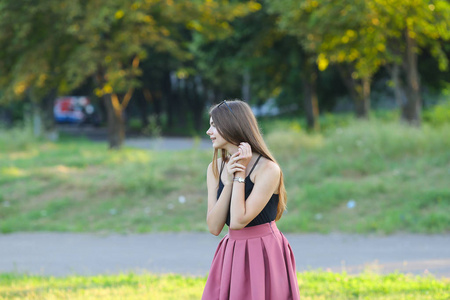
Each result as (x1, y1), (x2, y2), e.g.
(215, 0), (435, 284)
(423, 99), (450, 127)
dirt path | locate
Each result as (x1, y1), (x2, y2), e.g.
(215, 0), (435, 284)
(1, 232), (449, 278)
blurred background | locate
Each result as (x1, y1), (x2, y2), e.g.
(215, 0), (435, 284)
(0, 0), (449, 234)
(1, 1), (450, 298)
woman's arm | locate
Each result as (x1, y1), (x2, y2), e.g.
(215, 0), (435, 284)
(229, 144), (280, 229)
(205, 152), (245, 235)
(206, 162), (232, 236)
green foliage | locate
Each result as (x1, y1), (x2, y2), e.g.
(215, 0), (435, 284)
(0, 272), (449, 299)
(0, 0), (262, 134)
(266, 0), (450, 121)
(377, 0), (450, 70)
(268, 0), (450, 76)
(423, 98), (450, 127)
(0, 1), (73, 102)
(127, 118), (144, 132)
(189, 5), (288, 102)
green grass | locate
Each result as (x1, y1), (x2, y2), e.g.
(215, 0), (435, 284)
(0, 118), (449, 234)
(0, 136), (211, 233)
(267, 120), (450, 234)
(0, 271), (448, 299)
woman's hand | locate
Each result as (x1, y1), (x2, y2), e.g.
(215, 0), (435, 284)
(237, 142), (252, 168)
(224, 151), (246, 185)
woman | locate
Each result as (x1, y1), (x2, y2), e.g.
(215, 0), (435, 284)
(203, 100), (300, 300)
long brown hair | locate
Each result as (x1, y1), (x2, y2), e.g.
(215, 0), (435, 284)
(210, 99), (287, 221)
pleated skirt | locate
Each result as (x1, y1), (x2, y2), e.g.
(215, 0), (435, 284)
(202, 221), (300, 300)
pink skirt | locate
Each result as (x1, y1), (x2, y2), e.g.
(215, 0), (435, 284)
(202, 221), (300, 300)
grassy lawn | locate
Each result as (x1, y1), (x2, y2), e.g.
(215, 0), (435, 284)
(0, 119), (449, 234)
(0, 271), (449, 300)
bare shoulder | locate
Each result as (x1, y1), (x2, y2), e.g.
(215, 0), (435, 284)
(206, 158), (223, 184)
(256, 157), (280, 180)
(252, 157), (280, 194)
(263, 158), (280, 176)
(207, 157), (222, 172)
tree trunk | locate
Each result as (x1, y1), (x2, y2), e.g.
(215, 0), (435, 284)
(401, 28), (422, 126)
(302, 59), (320, 130)
(355, 76), (370, 118)
(31, 89), (58, 140)
(41, 89), (58, 140)
(337, 65), (370, 118)
(96, 66), (125, 149)
(103, 93), (125, 149)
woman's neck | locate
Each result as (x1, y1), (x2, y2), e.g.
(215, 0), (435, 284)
(225, 144), (239, 155)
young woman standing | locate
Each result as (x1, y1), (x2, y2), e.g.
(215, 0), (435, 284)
(203, 100), (300, 300)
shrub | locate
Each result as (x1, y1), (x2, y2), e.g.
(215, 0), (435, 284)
(423, 99), (450, 127)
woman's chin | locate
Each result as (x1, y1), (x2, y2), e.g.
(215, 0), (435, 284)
(212, 142), (224, 150)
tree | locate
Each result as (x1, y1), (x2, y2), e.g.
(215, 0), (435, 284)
(63, 0), (200, 148)
(266, 0), (322, 129)
(268, 0), (450, 124)
(0, 0), (261, 148)
(0, 1), (75, 137)
(270, 0), (391, 119)
(374, 0), (450, 125)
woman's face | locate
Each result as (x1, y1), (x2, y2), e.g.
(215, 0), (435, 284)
(206, 117), (228, 149)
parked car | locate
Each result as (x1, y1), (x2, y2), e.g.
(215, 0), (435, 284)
(54, 96), (100, 126)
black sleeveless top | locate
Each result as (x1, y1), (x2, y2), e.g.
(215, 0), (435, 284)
(217, 155), (279, 227)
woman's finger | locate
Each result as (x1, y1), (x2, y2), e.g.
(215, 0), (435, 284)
(229, 161), (246, 168)
(228, 162), (246, 170)
(228, 158), (238, 165)
(231, 163), (246, 169)
(230, 151), (240, 159)
(239, 143), (249, 156)
(230, 155), (242, 164)
(230, 167), (245, 174)
(242, 146), (249, 158)
(245, 144), (252, 156)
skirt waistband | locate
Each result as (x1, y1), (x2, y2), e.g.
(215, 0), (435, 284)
(228, 221), (279, 240)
